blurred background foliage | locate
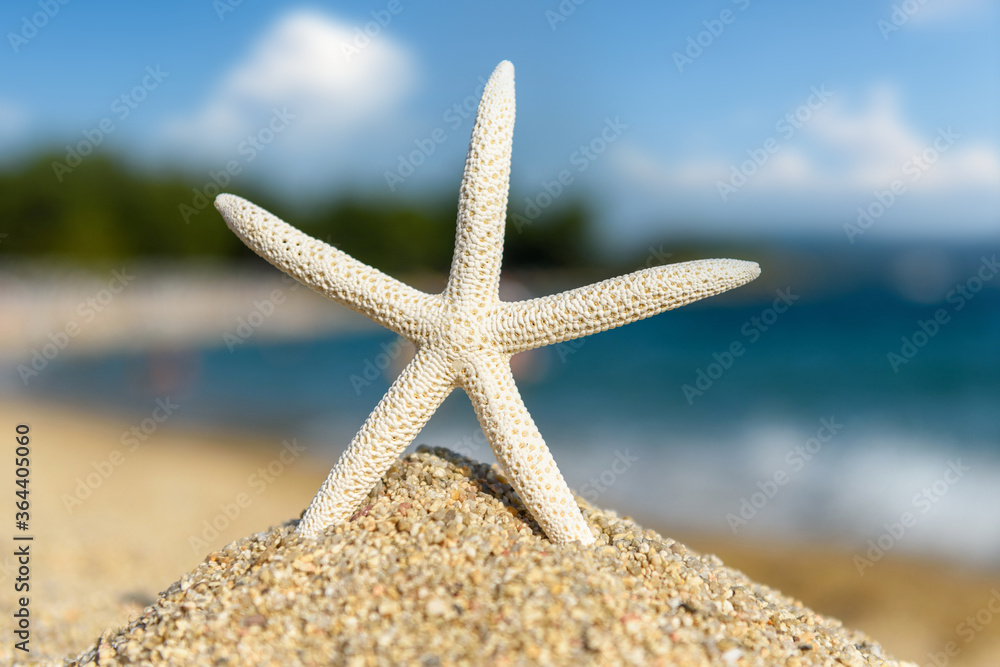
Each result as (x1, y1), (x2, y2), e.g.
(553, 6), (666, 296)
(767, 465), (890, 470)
(0, 152), (595, 274)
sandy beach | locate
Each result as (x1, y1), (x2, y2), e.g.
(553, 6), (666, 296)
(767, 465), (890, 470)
(2, 398), (998, 665)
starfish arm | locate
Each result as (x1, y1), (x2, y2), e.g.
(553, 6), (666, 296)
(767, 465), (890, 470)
(296, 346), (455, 539)
(215, 194), (443, 343)
(460, 353), (595, 545)
(496, 259), (761, 354)
(443, 61), (516, 308)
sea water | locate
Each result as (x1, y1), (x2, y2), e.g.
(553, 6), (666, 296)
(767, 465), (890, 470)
(11, 285), (1000, 568)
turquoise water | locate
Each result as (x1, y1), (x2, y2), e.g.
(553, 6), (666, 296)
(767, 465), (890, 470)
(9, 284), (1000, 567)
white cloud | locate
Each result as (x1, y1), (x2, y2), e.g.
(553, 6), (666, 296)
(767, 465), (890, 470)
(608, 85), (1000, 238)
(906, 0), (995, 26)
(0, 100), (28, 143)
(615, 85), (1000, 199)
(161, 9), (417, 170)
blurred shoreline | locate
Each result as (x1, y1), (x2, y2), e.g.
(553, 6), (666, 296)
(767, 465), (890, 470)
(6, 243), (997, 362)
(0, 262), (380, 363)
(3, 397), (1000, 665)
(1, 260), (767, 363)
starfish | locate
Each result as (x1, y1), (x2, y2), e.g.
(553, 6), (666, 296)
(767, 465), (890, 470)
(214, 60), (760, 545)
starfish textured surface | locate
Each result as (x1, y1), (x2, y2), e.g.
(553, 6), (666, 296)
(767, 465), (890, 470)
(214, 60), (761, 545)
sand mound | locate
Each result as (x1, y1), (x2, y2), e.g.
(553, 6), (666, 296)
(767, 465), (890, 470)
(71, 447), (915, 666)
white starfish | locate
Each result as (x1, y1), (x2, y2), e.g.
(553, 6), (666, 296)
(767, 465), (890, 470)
(214, 60), (760, 545)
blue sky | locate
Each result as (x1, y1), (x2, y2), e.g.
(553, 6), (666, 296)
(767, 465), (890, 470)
(2, 0), (998, 244)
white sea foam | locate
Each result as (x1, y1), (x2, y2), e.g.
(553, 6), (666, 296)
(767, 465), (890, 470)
(547, 421), (1000, 569)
